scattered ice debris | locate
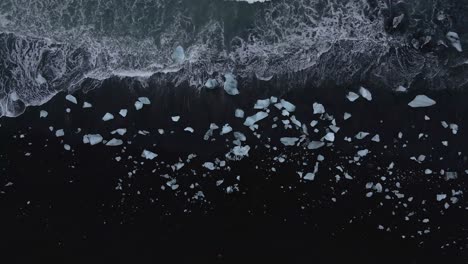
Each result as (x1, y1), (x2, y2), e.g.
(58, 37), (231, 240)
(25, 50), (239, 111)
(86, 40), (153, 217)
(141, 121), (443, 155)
(445, 171), (458, 181)
(355, 132), (370, 140)
(111, 128), (127, 136)
(102, 113), (114, 121)
(171, 116), (180, 122)
(171, 45), (186, 64)
(371, 134), (381, 142)
(395, 86), (408, 93)
(279, 99), (296, 112)
(244, 112), (268, 127)
(343, 112), (352, 120)
(83, 134), (103, 145)
(204, 123), (219, 140)
(138, 97), (151, 105)
(307, 141), (325, 150)
(135, 101), (144, 111)
(184, 127), (195, 133)
(226, 145), (250, 161)
(446, 32), (462, 52)
(55, 129), (65, 138)
(119, 109), (128, 117)
(254, 99), (271, 109)
(203, 162), (216, 171)
(346, 92), (359, 102)
(324, 132), (335, 142)
(436, 194), (447, 202)
(64, 144), (71, 151)
(65, 94), (77, 104)
(408, 95), (436, 108)
(313, 103), (325, 114)
(141, 150), (158, 160)
(223, 73), (239, 95)
(204, 79), (218, 89)
(106, 138), (124, 146)
(220, 124), (233, 135)
(235, 109), (245, 118)
(83, 102), (92, 108)
(280, 137), (299, 146)
(425, 169), (433, 175)
(359, 86), (372, 101)
(357, 149), (369, 157)
(303, 173), (315, 181)
(39, 110), (48, 118)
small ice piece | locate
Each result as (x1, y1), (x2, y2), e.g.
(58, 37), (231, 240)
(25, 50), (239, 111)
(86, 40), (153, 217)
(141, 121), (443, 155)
(307, 141), (325, 150)
(55, 129), (65, 137)
(254, 99), (271, 109)
(204, 78), (218, 89)
(184, 127), (194, 133)
(111, 128), (127, 136)
(106, 138), (124, 146)
(395, 86), (408, 93)
(371, 134), (381, 142)
(203, 162), (216, 171)
(392, 14), (405, 28)
(171, 116), (180, 122)
(303, 173), (315, 181)
(119, 109), (128, 117)
(424, 169), (432, 175)
(445, 171), (458, 181)
(233, 132), (246, 141)
(359, 86), (372, 101)
(171, 45), (186, 64)
(357, 149), (369, 157)
(310, 120), (318, 127)
(223, 73), (239, 95)
(40, 110), (48, 118)
(436, 194), (447, 201)
(313, 103), (325, 114)
(83, 102), (92, 108)
(138, 97), (151, 105)
(83, 134), (103, 145)
(244, 111), (268, 127)
(135, 101), (143, 110)
(102, 113), (114, 121)
(408, 95), (436, 108)
(347, 92), (360, 102)
(142, 149), (158, 160)
(446, 32), (462, 52)
(343, 112), (352, 120)
(65, 94), (77, 104)
(355, 132), (370, 140)
(324, 132), (335, 142)
(220, 124), (233, 135)
(280, 99), (296, 112)
(226, 145), (251, 160)
(280, 137), (299, 146)
(64, 144), (71, 151)
(235, 109), (245, 118)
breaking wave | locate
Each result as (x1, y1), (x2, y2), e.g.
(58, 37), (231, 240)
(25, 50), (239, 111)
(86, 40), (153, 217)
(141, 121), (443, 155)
(0, 0), (467, 117)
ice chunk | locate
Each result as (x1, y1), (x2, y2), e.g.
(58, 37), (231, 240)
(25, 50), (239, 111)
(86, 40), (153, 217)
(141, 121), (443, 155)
(204, 79), (218, 89)
(313, 103), (325, 114)
(220, 124), (233, 135)
(102, 113), (114, 121)
(83, 134), (103, 145)
(359, 87), (372, 101)
(280, 137), (299, 146)
(142, 149), (158, 160)
(446, 32), (462, 52)
(65, 94), (77, 104)
(324, 132), (335, 142)
(357, 149), (369, 157)
(307, 141), (325, 150)
(235, 109), (245, 118)
(55, 129), (65, 137)
(119, 109), (128, 117)
(40, 110), (48, 118)
(64, 144), (71, 151)
(184, 127), (194, 133)
(303, 173), (315, 181)
(254, 99), (271, 109)
(171, 45), (186, 64)
(346, 92), (359, 102)
(355, 132), (370, 140)
(280, 99), (296, 112)
(135, 101), (144, 110)
(343, 112), (352, 120)
(371, 134), (381, 142)
(436, 194), (447, 201)
(111, 128), (127, 136)
(83, 102), (92, 108)
(233, 132), (246, 141)
(243, 111), (268, 127)
(408, 95), (436, 108)
(171, 116), (180, 122)
(226, 145), (251, 160)
(223, 73), (239, 95)
(395, 86), (408, 93)
(106, 138), (123, 146)
(203, 162), (216, 171)
(138, 97), (151, 105)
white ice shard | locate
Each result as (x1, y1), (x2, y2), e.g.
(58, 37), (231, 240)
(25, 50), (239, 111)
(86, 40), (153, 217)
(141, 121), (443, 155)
(313, 103), (325, 114)
(55, 129), (65, 137)
(359, 86), (372, 101)
(135, 101), (143, 111)
(254, 99), (271, 109)
(171, 116), (180, 122)
(184, 127), (194, 133)
(204, 79), (218, 89)
(106, 138), (124, 146)
(235, 109), (245, 118)
(446, 32), (462, 52)
(307, 141), (325, 150)
(355, 132), (370, 140)
(102, 113), (114, 121)
(223, 73), (239, 95)
(371, 134), (381, 142)
(346, 92), (360, 102)
(138, 97), (151, 105)
(343, 112), (352, 120)
(233, 132), (246, 141)
(226, 145), (251, 161)
(142, 149), (158, 160)
(395, 86), (408, 93)
(83, 102), (92, 108)
(203, 162), (216, 171)
(83, 134), (103, 145)
(357, 149), (369, 157)
(280, 99), (296, 112)
(119, 109), (128, 117)
(324, 132), (335, 142)
(40, 110), (48, 118)
(303, 173), (315, 181)
(111, 128), (127, 136)
(243, 111), (268, 127)
(280, 137), (299, 146)
(171, 45), (186, 64)
(408, 95), (436, 108)
(65, 94), (78, 104)
(220, 124), (233, 135)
